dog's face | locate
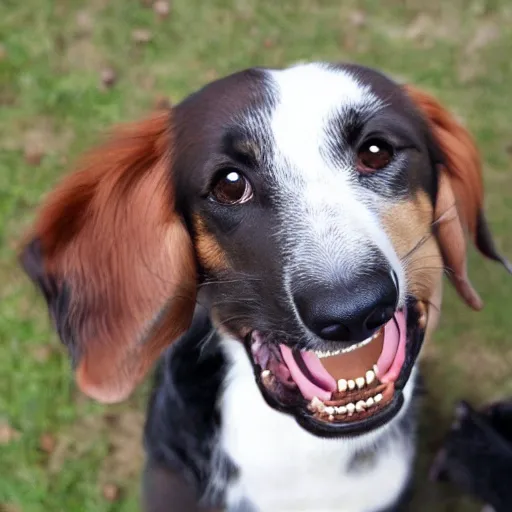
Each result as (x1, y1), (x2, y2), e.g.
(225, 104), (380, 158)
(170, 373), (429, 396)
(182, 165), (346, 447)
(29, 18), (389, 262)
(20, 63), (510, 437)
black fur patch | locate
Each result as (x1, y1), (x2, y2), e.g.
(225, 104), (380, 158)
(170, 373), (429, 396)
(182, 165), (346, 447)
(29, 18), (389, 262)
(19, 237), (81, 363)
(430, 400), (512, 511)
(143, 308), (237, 508)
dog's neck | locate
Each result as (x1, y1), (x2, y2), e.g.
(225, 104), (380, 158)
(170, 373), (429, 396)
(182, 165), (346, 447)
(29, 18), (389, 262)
(217, 335), (418, 511)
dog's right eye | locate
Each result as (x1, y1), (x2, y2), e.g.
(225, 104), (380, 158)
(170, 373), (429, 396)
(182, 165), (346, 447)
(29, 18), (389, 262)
(210, 169), (253, 205)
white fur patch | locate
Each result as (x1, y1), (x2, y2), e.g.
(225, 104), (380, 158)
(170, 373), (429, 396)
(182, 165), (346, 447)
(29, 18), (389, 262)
(265, 63), (405, 306)
(213, 63), (417, 511)
(219, 337), (416, 512)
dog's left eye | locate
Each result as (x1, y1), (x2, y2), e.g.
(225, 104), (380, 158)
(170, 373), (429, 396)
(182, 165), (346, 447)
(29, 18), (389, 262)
(210, 169), (253, 205)
(357, 138), (394, 173)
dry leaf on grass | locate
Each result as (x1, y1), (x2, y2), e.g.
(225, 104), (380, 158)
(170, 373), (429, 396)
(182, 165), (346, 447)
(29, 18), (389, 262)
(100, 67), (117, 89)
(39, 433), (57, 454)
(132, 29), (153, 44)
(30, 344), (55, 363)
(0, 423), (21, 445)
(154, 95), (172, 110)
(348, 10), (366, 28)
(75, 10), (93, 36)
(153, 1), (170, 19)
(24, 146), (45, 166)
(102, 483), (121, 502)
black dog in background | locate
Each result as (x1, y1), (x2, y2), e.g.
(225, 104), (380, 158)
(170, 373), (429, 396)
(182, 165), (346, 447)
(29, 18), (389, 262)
(431, 399), (512, 512)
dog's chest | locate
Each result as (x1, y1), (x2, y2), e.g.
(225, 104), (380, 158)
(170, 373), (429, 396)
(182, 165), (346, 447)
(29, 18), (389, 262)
(219, 341), (413, 512)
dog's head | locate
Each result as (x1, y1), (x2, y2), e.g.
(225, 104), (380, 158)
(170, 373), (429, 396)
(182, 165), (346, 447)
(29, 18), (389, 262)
(20, 63), (510, 437)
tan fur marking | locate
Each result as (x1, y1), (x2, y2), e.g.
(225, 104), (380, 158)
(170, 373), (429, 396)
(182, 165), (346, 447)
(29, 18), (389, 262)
(194, 215), (229, 271)
(382, 191), (443, 308)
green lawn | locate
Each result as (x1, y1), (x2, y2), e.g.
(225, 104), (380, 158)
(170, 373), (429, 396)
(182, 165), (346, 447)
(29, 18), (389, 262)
(1, 1), (511, 510)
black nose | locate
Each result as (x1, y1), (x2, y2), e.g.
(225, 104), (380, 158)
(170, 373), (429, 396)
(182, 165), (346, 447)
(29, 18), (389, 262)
(294, 270), (398, 343)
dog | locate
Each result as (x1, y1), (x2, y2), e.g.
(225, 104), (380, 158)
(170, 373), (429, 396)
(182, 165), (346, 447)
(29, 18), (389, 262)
(430, 399), (512, 512)
(20, 62), (511, 511)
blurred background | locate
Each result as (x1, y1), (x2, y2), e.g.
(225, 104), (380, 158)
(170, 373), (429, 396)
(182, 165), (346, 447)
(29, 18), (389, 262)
(1, 1), (511, 510)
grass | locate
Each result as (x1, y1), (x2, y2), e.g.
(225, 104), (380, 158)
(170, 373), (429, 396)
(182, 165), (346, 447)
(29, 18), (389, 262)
(1, 0), (511, 510)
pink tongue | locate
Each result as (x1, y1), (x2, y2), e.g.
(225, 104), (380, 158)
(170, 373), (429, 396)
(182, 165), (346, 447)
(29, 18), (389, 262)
(376, 311), (406, 382)
(280, 345), (335, 401)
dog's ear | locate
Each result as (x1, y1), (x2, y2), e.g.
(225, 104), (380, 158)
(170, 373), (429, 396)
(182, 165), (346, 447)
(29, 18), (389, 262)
(19, 112), (197, 403)
(404, 85), (511, 310)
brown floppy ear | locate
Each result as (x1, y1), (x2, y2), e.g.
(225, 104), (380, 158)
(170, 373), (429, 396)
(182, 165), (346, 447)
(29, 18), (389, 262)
(19, 111), (197, 403)
(404, 85), (511, 310)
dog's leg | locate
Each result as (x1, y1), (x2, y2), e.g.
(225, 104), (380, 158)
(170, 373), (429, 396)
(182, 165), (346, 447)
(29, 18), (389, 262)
(142, 460), (222, 512)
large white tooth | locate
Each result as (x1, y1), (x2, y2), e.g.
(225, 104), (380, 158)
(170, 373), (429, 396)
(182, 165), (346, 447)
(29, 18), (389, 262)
(355, 400), (366, 412)
(374, 393), (383, 403)
(348, 379), (356, 390)
(324, 406), (335, 415)
(337, 406), (347, 415)
(261, 370), (271, 378)
(338, 379), (348, 392)
(366, 397), (374, 408)
(310, 396), (325, 413)
(373, 364), (379, 376)
(365, 370), (375, 385)
(355, 377), (365, 389)
(346, 403), (355, 415)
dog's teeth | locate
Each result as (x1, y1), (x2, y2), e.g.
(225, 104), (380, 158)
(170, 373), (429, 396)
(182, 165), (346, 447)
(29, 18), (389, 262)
(374, 393), (383, 403)
(365, 370), (375, 385)
(366, 397), (374, 408)
(309, 396), (325, 413)
(324, 406), (335, 415)
(355, 400), (366, 412)
(337, 406), (347, 415)
(337, 379), (348, 393)
(261, 370), (271, 378)
(346, 403), (355, 415)
(347, 379), (356, 390)
(373, 364), (379, 376)
(355, 377), (365, 389)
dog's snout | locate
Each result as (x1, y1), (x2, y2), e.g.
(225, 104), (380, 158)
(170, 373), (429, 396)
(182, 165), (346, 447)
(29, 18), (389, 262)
(293, 270), (398, 343)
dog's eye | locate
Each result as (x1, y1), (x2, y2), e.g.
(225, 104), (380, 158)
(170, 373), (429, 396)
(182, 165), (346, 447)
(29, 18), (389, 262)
(210, 169), (253, 205)
(357, 139), (394, 173)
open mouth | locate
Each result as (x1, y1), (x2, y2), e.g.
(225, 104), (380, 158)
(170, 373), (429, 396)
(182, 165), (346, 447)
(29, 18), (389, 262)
(246, 299), (426, 437)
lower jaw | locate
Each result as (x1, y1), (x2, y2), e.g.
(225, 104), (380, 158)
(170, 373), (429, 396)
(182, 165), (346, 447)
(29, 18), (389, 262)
(296, 391), (405, 438)
(247, 301), (425, 438)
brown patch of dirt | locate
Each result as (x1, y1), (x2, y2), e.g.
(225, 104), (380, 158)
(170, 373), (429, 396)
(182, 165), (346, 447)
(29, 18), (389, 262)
(0, 504), (23, 512)
(100, 410), (145, 483)
(382, 11), (460, 46)
(458, 342), (511, 383)
(75, 10), (94, 37)
(1, 118), (74, 158)
(458, 20), (500, 83)
(23, 121), (74, 163)
(48, 409), (145, 483)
